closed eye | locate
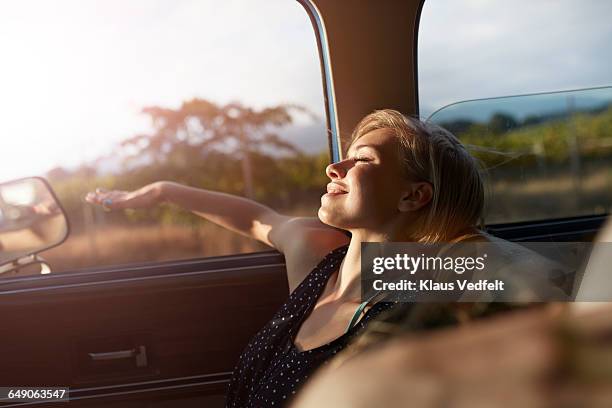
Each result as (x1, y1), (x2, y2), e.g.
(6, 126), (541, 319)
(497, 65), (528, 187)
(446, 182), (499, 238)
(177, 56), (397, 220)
(352, 156), (372, 162)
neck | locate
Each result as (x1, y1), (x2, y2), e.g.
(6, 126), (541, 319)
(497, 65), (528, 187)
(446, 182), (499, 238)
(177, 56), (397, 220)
(330, 227), (405, 301)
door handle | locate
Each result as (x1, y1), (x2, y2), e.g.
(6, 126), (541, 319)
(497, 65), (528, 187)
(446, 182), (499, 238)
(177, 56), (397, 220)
(88, 349), (135, 360)
(88, 345), (148, 367)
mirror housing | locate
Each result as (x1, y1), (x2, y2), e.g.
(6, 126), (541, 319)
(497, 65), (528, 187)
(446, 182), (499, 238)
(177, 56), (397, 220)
(0, 177), (69, 274)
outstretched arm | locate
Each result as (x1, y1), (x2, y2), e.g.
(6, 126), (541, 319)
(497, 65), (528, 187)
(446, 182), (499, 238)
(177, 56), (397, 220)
(86, 181), (350, 290)
(87, 181), (291, 251)
(85, 181), (347, 256)
(160, 182), (293, 250)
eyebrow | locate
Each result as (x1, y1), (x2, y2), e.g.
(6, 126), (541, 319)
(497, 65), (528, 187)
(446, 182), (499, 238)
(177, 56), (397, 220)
(346, 144), (373, 156)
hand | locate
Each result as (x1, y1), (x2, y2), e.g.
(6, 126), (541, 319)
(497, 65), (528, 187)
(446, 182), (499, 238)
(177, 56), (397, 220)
(85, 182), (164, 211)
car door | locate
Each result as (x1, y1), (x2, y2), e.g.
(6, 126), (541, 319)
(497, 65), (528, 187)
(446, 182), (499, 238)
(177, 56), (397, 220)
(1, 250), (289, 406)
(0, 1), (332, 407)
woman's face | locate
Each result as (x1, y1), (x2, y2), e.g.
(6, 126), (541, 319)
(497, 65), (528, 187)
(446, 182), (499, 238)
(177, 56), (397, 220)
(318, 128), (410, 231)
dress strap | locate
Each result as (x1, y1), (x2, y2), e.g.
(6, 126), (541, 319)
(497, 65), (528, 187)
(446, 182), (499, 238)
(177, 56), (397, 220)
(345, 291), (383, 333)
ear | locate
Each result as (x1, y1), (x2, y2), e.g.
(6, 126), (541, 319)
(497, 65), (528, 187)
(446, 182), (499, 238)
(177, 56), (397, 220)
(398, 182), (433, 212)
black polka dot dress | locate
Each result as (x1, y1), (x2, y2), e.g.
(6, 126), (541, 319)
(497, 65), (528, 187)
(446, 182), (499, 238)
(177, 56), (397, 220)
(225, 244), (396, 408)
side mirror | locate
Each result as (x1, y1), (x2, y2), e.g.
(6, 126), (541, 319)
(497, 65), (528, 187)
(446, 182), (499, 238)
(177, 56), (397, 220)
(0, 177), (69, 275)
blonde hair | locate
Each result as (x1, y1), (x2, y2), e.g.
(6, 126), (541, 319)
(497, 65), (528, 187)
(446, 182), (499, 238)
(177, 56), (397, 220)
(350, 109), (485, 243)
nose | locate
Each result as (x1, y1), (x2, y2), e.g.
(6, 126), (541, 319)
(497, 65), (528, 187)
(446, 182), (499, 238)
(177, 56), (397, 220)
(325, 159), (348, 179)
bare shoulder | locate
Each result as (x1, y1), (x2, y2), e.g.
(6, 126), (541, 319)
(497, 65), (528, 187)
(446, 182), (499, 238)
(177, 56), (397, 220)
(273, 217), (350, 292)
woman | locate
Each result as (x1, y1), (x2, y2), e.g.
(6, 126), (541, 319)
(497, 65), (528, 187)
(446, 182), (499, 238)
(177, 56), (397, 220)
(290, 220), (612, 408)
(85, 109), (485, 407)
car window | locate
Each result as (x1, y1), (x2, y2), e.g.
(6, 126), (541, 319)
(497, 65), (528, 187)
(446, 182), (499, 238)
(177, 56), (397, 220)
(418, 0), (612, 223)
(0, 0), (328, 271)
(428, 87), (612, 224)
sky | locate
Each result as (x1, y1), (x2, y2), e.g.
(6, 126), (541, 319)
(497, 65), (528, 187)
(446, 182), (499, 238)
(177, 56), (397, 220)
(418, 0), (612, 118)
(0, 0), (325, 181)
(1, 0), (611, 182)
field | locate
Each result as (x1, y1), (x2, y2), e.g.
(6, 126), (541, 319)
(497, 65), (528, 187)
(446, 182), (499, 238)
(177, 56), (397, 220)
(42, 223), (268, 272)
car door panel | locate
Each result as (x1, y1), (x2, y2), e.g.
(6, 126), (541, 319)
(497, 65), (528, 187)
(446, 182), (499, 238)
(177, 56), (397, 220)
(0, 251), (288, 407)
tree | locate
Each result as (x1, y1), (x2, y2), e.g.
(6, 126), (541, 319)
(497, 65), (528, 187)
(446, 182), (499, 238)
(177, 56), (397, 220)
(439, 119), (476, 136)
(489, 112), (518, 135)
(119, 98), (308, 198)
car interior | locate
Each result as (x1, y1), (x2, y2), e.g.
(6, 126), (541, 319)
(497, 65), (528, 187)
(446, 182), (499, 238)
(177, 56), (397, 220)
(0, 0), (610, 407)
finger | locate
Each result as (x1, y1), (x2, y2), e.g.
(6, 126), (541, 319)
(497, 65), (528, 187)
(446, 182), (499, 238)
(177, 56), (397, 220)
(87, 191), (109, 204)
(95, 187), (108, 194)
(85, 191), (112, 205)
(85, 192), (100, 204)
(105, 192), (131, 210)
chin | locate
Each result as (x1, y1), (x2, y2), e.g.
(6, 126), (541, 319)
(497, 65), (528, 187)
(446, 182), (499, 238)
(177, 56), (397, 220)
(318, 205), (352, 230)
(317, 206), (332, 225)
(317, 206), (338, 228)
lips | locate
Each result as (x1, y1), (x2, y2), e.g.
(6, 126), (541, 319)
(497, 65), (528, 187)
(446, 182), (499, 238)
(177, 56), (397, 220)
(326, 182), (348, 195)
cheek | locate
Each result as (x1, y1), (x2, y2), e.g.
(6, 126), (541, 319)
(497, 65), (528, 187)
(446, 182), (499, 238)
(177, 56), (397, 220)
(351, 170), (400, 213)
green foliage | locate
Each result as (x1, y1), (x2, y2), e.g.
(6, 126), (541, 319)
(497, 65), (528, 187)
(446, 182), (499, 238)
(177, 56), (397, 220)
(447, 106), (612, 169)
(46, 97), (329, 229)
